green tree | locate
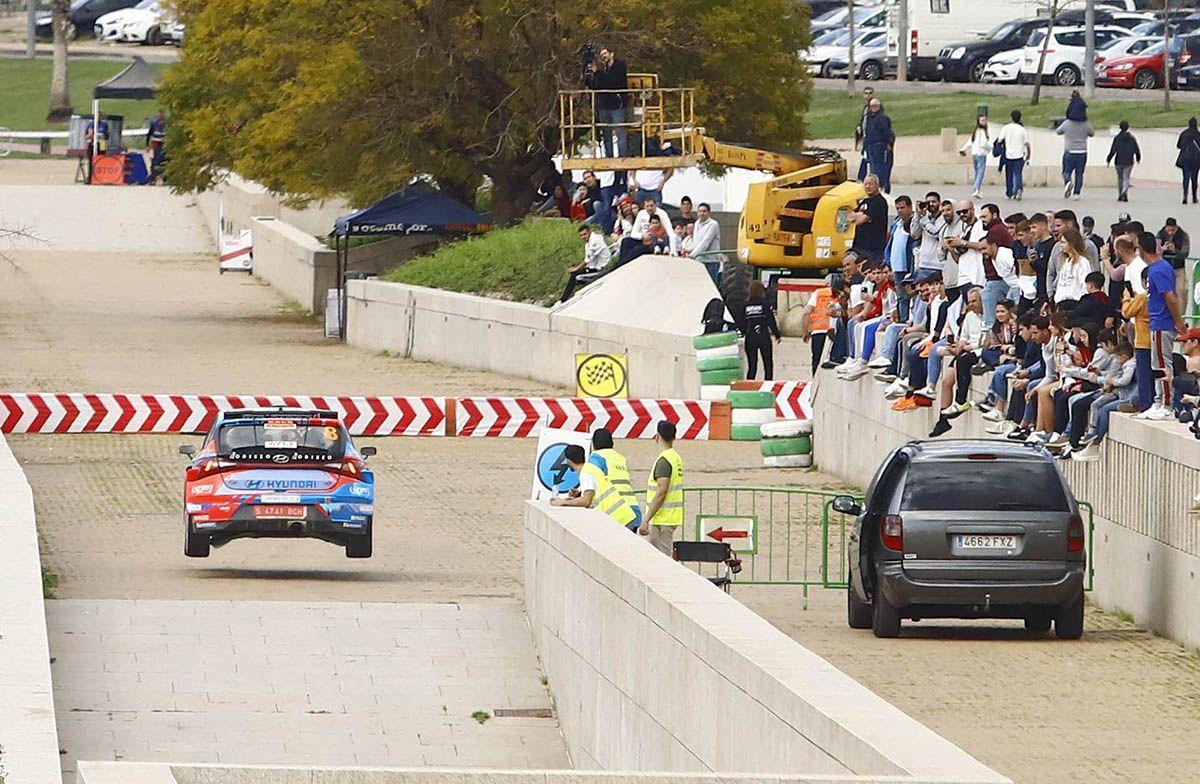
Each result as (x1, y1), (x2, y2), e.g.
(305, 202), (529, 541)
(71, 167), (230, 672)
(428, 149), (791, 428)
(162, 0), (812, 223)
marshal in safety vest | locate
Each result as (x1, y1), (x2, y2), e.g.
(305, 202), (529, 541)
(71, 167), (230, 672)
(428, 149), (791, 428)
(580, 462), (638, 526)
(592, 448), (641, 519)
(646, 447), (684, 526)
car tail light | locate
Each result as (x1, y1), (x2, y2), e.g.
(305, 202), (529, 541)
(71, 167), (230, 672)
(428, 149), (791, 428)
(335, 457), (365, 477)
(881, 514), (904, 551)
(1067, 514), (1085, 553)
(187, 459), (232, 482)
(910, 30), (918, 57)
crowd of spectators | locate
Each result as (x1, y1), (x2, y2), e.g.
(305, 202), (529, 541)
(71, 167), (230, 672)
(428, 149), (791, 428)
(803, 184), (1200, 460)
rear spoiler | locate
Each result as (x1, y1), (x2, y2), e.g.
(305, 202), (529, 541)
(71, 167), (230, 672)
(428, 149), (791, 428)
(221, 408), (339, 421)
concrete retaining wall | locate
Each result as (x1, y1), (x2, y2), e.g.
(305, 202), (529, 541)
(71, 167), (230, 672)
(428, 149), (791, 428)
(523, 502), (1007, 782)
(345, 280), (701, 398)
(811, 374), (1200, 649)
(76, 761), (997, 784)
(0, 432), (62, 784)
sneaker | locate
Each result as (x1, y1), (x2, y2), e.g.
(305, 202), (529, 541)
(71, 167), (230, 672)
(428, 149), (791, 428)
(986, 419), (1015, 435)
(835, 358), (863, 375)
(941, 401), (972, 419)
(1143, 406), (1175, 421)
(929, 418), (953, 437)
(1076, 434), (1095, 448)
(1118, 404), (1139, 413)
(820, 360), (841, 370)
(1026, 430), (1050, 443)
(1071, 443), (1101, 462)
(867, 355), (892, 369)
(1057, 444), (1073, 459)
(843, 364), (871, 381)
(913, 395), (934, 408)
(1072, 193), (1081, 201)
(884, 379), (908, 398)
(974, 397), (993, 412)
(875, 373), (897, 383)
(1046, 434), (1071, 449)
(892, 396), (918, 411)
(1007, 426), (1031, 441)
(970, 363), (993, 376)
(981, 408), (1004, 423)
(1016, 189), (1023, 200)
(915, 385), (936, 398)
(1064, 181), (1073, 198)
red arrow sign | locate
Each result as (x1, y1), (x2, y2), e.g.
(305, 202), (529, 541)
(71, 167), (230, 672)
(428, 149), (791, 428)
(707, 527), (749, 542)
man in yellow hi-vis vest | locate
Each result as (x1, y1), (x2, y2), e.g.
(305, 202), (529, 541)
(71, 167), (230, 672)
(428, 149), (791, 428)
(639, 421), (684, 555)
(588, 427), (642, 532)
(551, 445), (638, 527)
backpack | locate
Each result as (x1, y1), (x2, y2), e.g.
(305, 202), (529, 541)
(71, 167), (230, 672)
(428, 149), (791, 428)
(992, 138), (1006, 158)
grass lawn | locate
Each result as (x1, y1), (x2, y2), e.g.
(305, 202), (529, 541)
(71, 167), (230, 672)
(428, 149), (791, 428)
(384, 219), (580, 306)
(0, 58), (165, 130)
(808, 87), (1198, 139)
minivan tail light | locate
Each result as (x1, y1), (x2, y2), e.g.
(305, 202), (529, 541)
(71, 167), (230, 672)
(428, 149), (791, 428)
(1067, 514), (1085, 552)
(881, 514), (904, 551)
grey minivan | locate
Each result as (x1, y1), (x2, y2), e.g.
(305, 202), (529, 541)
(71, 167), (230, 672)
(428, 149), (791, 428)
(833, 439), (1086, 639)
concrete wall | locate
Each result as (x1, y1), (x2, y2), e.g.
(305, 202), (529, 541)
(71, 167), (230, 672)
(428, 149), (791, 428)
(811, 373), (1200, 649)
(346, 280), (700, 398)
(77, 761), (999, 784)
(194, 174), (350, 241)
(523, 502), (1007, 782)
(249, 217), (337, 315)
(0, 432), (62, 784)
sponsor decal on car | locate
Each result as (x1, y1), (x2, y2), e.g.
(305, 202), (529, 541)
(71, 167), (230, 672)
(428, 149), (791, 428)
(186, 503), (203, 513)
(238, 479), (326, 490)
(348, 484), (372, 497)
(263, 440), (298, 449)
(260, 494), (303, 504)
(190, 484), (213, 495)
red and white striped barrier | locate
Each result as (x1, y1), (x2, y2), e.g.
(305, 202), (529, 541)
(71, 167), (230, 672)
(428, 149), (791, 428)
(735, 381), (811, 420)
(456, 397), (712, 439)
(0, 394), (447, 436)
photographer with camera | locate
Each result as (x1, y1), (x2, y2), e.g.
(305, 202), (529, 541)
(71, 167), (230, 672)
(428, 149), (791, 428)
(584, 44), (629, 160)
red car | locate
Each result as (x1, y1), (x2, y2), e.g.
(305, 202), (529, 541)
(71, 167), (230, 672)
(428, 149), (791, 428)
(1097, 44), (1167, 90)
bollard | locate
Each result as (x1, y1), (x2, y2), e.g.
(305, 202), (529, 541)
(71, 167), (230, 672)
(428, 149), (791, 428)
(40, 137), (51, 155)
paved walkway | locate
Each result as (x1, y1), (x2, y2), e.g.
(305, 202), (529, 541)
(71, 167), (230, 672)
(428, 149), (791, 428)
(49, 600), (568, 781)
(742, 585), (1200, 784)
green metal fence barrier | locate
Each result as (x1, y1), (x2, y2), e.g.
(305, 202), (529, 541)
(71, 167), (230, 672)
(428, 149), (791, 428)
(637, 485), (1096, 605)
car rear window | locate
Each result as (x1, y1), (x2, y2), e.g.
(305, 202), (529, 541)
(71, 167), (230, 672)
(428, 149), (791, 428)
(900, 460), (1070, 512)
(216, 419), (346, 463)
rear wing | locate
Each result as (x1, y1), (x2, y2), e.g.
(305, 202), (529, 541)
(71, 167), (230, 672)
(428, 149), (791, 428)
(220, 407), (340, 422)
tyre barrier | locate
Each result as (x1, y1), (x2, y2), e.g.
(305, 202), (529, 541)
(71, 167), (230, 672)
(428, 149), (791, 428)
(692, 331), (742, 402)
(759, 418), (813, 469)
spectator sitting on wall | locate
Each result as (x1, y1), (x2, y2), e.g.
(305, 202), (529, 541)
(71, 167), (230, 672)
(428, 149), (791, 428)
(535, 184), (572, 217)
(558, 225), (612, 304)
(569, 184), (593, 222)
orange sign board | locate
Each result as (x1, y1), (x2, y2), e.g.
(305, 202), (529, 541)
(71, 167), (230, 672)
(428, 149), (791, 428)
(90, 154), (125, 186)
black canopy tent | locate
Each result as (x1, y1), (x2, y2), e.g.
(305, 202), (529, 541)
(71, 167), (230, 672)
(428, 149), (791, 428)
(330, 186), (491, 339)
(88, 57), (159, 162)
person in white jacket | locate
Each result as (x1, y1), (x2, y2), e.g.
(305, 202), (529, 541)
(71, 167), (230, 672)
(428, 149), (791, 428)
(930, 286), (986, 436)
(1053, 229), (1092, 307)
(959, 116), (991, 199)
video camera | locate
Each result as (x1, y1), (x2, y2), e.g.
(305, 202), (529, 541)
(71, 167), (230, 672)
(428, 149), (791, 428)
(581, 42), (598, 81)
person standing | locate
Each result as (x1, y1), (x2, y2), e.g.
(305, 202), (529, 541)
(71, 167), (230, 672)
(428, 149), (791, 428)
(584, 46), (629, 160)
(639, 421), (684, 556)
(997, 110), (1031, 200)
(946, 200), (987, 300)
(1158, 217), (1191, 269)
(913, 191), (946, 273)
(691, 202), (722, 282)
(862, 99), (895, 193)
(632, 168), (672, 207)
(1176, 117), (1200, 205)
(588, 428), (642, 533)
(146, 108), (167, 178)
(1106, 120), (1141, 203)
(885, 195), (915, 321)
(743, 280), (781, 380)
(855, 87), (876, 181)
(551, 445), (639, 528)
(851, 174), (888, 263)
(1056, 114), (1094, 200)
(959, 115), (990, 199)
(1136, 232), (1186, 421)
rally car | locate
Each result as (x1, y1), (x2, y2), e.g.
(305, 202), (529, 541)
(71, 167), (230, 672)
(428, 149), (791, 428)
(179, 408), (376, 558)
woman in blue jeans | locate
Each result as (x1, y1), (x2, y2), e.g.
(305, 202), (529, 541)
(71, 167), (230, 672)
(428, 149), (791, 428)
(959, 115), (991, 198)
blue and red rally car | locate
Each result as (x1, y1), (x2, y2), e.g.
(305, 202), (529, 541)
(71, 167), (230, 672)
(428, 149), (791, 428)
(180, 407), (376, 558)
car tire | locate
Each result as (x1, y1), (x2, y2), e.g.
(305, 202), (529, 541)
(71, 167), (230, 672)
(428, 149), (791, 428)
(1133, 69), (1157, 90)
(968, 60), (986, 83)
(862, 60), (882, 82)
(345, 518), (373, 558)
(184, 521), (210, 558)
(145, 26), (161, 46)
(871, 589), (901, 638)
(847, 580), (873, 629)
(1054, 64), (1080, 87)
(1024, 614), (1052, 635)
(1055, 590), (1085, 640)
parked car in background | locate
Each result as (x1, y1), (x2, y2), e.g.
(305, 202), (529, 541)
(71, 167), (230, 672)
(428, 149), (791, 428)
(804, 28), (884, 77)
(981, 48), (1024, 83)
(811, 3), (885, 38)
(826, 32), (893, 81)
(834, 440), (1087, 640)
(162, 18), (184, 45)
(118, 2), (168, 44)
(938, 17), (1048, 83)
(92, 0), (155, 41)
(1098, 41), (1171, 89)
(1019, 26), (1130, 86)
(37, 0), (141, 39)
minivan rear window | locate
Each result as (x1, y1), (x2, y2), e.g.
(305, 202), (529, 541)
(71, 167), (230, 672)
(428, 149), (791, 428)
(900, 460), (1070, 512)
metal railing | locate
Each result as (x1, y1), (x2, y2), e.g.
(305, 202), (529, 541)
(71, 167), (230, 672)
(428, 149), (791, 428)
(558, 82), (698, 164)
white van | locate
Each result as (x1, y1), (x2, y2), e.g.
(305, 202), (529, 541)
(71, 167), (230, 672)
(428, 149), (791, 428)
(882, 0), (1045, 79)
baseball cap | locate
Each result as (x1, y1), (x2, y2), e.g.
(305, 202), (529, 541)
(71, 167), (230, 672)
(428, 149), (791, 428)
(1166, 217), (1179, 227)
(1180, 327), (1200, 342)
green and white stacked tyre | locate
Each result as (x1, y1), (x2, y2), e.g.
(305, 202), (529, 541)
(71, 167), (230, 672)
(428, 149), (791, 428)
(760, 418), (813, 467)
(728, 389), (774, 441)
(694, 331), (741, 401)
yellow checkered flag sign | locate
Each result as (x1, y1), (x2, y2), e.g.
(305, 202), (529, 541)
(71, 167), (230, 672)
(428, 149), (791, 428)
(575, 353), (628, 399)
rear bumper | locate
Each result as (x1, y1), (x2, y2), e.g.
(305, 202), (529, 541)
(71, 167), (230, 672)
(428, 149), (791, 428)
(189, 510), (369, 546)
(878, 561), (1085, 615)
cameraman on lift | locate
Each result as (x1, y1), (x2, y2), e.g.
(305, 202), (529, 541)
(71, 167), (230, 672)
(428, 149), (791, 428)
(584, 45), (629, 163)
